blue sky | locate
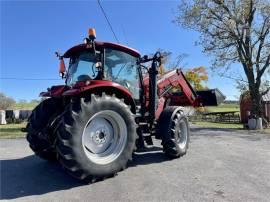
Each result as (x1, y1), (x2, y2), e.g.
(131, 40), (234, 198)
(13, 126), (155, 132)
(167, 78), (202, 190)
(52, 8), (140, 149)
(1, 0), (240, 101)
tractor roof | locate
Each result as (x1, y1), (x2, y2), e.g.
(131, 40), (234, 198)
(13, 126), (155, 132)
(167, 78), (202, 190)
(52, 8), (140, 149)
(63, 41), (141, 58)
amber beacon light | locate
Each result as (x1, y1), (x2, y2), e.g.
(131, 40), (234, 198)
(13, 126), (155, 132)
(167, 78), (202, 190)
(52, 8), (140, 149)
(88, 28), (96, 41)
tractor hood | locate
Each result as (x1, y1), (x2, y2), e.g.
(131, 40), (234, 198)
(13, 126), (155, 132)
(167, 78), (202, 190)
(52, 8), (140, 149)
(63, 41), (141, 58)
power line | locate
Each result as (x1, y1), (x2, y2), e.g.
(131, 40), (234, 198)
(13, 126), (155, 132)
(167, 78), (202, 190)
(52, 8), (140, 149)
(121, 24), (129, 46)
(97, 0), (120, 43)
(0, 77), (61, 81)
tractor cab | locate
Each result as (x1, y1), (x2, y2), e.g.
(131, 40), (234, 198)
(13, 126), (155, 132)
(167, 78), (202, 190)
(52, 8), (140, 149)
(58, 29), (141, 100)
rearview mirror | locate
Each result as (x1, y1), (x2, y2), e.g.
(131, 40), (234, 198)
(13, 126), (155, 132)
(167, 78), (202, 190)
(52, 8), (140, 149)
(55, 52), (66, 78)
(59, 58), (66, 78)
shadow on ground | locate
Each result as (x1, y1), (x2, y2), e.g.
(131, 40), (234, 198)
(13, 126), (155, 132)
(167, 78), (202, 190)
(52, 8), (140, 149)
(1, 146), (169, 200)
(1, 155), (82, 200)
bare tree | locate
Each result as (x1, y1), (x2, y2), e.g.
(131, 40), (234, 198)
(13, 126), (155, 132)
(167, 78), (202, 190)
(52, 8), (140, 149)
(0, 93), (15, 110)
(155, 49), (189, 70)
(175, 0), (270, 116)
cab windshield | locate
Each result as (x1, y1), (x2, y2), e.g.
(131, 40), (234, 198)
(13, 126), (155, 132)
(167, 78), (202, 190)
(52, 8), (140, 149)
(65, 48), (140, 99)
(66, 52), (98, 85)
(104, 49), (140, 99)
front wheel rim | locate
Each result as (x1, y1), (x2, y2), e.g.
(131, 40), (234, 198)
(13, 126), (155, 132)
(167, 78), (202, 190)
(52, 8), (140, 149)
(174, 114), (188, 149)
(82, 110), (127, 165)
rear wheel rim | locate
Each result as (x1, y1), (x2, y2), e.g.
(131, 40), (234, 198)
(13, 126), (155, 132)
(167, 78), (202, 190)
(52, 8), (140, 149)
(82, 110), (127, 165)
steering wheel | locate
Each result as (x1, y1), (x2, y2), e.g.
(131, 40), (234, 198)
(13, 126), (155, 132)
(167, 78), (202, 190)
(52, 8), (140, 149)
(122, 80), (131, 89)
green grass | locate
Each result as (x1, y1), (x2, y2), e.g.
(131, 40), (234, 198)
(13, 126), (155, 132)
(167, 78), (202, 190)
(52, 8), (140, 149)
(191, 121), (243, 129)
(205, 103), (240, 113)
(0, 122), (27, 138)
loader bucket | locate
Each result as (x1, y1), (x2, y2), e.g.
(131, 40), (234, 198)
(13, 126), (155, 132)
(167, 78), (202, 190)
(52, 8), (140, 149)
(169, 88), (225, 107)
(195, 89), (226, 106)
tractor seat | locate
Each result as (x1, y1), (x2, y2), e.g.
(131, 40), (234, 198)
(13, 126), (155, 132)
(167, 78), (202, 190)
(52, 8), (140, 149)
(77, 75), (91, 81)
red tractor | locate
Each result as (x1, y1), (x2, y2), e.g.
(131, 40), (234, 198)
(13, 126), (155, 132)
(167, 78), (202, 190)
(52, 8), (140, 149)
(25, 28), (224, 182)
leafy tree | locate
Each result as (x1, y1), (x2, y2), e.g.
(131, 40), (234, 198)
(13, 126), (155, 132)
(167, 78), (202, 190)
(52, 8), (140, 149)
(175, 0), (270, 117)
(185, 66), (208, 90)
(0, 93), (15, 110)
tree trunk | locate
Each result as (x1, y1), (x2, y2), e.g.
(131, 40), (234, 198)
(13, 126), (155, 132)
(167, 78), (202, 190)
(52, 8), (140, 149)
(249, 85), (262, 117)
(244, 62), (263, 118)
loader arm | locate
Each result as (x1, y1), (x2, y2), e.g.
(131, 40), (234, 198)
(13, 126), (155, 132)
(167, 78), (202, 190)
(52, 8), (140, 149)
(156, 69), (225, 108)
(143, 67), (225, 120)
(157, 69), (199, 106)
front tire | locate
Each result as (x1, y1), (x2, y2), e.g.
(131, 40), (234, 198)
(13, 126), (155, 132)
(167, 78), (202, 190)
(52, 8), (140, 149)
(56, 93), (137, 181)
(158, 107), (190, 158)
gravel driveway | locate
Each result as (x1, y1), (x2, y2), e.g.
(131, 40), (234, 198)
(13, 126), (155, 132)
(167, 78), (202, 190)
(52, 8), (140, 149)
(1, 126), (270, 202)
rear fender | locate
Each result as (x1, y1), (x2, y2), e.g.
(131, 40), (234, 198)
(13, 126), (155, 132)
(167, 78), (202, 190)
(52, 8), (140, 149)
(63, 81), (137, 113)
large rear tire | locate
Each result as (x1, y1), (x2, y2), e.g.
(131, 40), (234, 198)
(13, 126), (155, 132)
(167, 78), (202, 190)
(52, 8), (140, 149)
(26, 98), (62, 161)
(56, 93), (137, 181)
(158, 106), (190, 158)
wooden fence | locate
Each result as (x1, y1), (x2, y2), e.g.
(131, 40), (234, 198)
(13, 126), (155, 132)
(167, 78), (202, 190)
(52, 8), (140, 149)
(189, 111), (240, 124)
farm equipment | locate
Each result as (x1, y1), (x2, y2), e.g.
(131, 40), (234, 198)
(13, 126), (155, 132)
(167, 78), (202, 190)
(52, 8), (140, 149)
(25, 28), (224, 182)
